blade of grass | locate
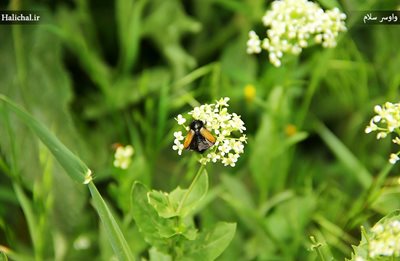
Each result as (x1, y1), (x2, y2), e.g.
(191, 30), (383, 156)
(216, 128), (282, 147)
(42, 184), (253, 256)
(0, 245), (34, 261)
(0, 95), (134, 260)
(116, 0), (147, 73)
(314, 119), (372, 189)
(88, 182), (134, 261)
(173, 63), (217, 90)
(12, 183), (39, 260)
(0, 95), (89, 184)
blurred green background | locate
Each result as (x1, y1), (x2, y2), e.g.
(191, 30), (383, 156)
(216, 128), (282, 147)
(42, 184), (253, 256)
(1, 0), (400, 260)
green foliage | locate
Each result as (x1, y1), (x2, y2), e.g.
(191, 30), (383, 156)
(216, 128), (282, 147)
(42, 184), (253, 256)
(348, 210), (400, 261)
(132, 169), (235, 260)
(0, 95), (89, 184)
(0, 97), (133, 260)
(1, 0), (400, 260)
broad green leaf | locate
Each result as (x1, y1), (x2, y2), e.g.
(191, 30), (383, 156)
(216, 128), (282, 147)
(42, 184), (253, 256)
(88, 182), (134, 261)
(0, 95), (90, 184)
(371, 187), (400, 214)
(149, 247), (172, 261)
(131, 182), (176, 249)
(148, 190), (177, 218)
(148, 170), (208, 218)
(172, 169), (208, 217)
(182, 222), (236, 261)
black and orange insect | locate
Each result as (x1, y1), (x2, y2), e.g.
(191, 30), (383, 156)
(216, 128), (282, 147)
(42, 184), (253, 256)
(183, 120), (216, 153)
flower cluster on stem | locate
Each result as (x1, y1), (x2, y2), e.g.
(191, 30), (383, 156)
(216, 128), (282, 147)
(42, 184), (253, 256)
(247, 0), (347, 67)
(368, 220), (400, 258)
(173, 97), (247, 167)
(113, 145), (134, 169)
(365, 102), (400, 164)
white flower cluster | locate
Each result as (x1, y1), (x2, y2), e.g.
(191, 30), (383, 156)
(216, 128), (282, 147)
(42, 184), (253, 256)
(247, 0), (347, 67)
(365, 102), (400, 164)
(113, 145), (134, 169)
(173, 97), (247, 167)
(368, 220), (400, 258)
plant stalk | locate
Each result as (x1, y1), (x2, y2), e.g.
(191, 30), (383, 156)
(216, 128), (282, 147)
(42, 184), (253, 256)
(177, 164), (206, 214)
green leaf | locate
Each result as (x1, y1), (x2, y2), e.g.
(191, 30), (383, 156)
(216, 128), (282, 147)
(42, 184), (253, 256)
(88, 182), (134, 261)
(131, 182), (176, 249)
(0, 96), (134, 260)
(173, 169), (208, 217)
(148, 170), (208, 218)
(149, 247), (172, 261)
(182, 222), (236, 261)
(0, 95), (90, 184)
(12, 183), (38, 255)
(147, 190), (177, 218)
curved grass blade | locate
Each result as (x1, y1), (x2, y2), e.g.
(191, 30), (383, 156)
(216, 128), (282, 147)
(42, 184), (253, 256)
(0, 95), (89, 184)
(89, 182), (134, 261)
(0, 95), (134, 260)
(314, 120), (372, 189)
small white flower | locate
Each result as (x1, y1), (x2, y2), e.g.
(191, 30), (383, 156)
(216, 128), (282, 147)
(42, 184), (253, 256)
(218, 141), (232, 156)
(371, 224), (384, 234)
(377, 132), (387, 139)
(74, 235), (91, 250)
(172, 143), (184, 156)
(216, 97), (230, 107)
(174, 131), (184, 141)
(207, 152), (221, 163)
(247, 31), (262, 54)
(175, 114), (186, 125)
(389, 153), (400, 164)
(222, 153), (239, 167)
(83, 169), (93, 185)
(113, 145), (135, 169)
(366, 101), (400, 164)
(232, 141), (244, 154)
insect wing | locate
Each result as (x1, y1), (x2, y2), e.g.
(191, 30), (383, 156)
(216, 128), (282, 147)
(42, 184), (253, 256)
(183, 129), (195, 149)
(196, 136), (214, 153)
(199, 127), (216, 144)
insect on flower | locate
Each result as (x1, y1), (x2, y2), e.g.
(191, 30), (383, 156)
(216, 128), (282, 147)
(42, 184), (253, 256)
(173, 97), (246, 167)
(183, 120), (216, 153)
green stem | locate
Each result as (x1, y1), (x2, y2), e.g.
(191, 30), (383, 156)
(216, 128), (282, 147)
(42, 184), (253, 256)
(177, 164), (206, 214)
(310, 236), (326, 261)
